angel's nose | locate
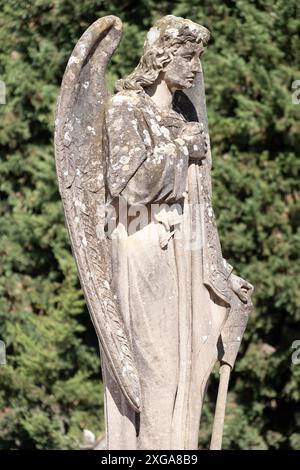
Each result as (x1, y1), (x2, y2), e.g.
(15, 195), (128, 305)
(191, 58), (202, 74)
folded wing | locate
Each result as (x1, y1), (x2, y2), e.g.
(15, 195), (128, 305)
(55, 15), (141, 412)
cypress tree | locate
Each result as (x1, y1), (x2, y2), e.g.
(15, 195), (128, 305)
(0, 0), (299, 449)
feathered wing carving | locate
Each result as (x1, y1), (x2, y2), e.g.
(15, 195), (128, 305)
(181, 68), (253, 368)
(54, 16), (141, 412)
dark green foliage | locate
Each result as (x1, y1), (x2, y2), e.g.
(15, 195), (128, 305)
(0, 0), (299, 449)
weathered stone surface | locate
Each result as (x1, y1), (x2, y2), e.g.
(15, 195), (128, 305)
(55, 14), (254, 450)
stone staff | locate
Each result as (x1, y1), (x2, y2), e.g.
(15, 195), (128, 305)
(181, 73), (254, 450)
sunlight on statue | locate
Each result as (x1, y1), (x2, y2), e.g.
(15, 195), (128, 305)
(55, 15), (254, 450)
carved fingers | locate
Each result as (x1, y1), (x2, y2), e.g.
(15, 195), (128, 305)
(229, 273), (254, 304)
(179, 122), (207, 160)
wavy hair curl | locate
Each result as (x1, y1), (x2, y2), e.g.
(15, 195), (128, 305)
(115, 18), (210, 92)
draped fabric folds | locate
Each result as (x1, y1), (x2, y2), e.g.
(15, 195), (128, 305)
(101, 89), (229, 450)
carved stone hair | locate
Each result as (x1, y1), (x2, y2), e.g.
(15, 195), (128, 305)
(115, 15), (210, 92)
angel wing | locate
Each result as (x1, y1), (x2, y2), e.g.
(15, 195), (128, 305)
(219, 289), (253, 368)
(180, 68), (253, 368)
(54, 16), (141, 412)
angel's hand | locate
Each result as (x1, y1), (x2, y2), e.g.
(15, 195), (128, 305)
(229, 273), (254, 303)
(178, 122), (207, 160)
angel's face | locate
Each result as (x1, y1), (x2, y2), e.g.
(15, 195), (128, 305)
(163, 42), (203, 92)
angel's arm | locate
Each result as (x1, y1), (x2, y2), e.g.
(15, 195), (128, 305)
(104, 95), (189, 205)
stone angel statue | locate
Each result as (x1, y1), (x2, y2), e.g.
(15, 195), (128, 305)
(55, 15), (254, 450)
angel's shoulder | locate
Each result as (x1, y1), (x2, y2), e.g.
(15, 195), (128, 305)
(106, 90), (142, 112)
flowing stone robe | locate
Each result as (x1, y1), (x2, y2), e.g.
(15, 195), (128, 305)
(101, 88), (232, 450)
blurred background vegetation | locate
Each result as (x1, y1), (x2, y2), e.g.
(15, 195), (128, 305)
(0, 0), (300, 449)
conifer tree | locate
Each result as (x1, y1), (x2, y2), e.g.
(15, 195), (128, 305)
(0, 0), (299, 449)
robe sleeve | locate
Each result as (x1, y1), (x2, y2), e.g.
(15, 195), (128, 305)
(104, 93), (189, 205)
